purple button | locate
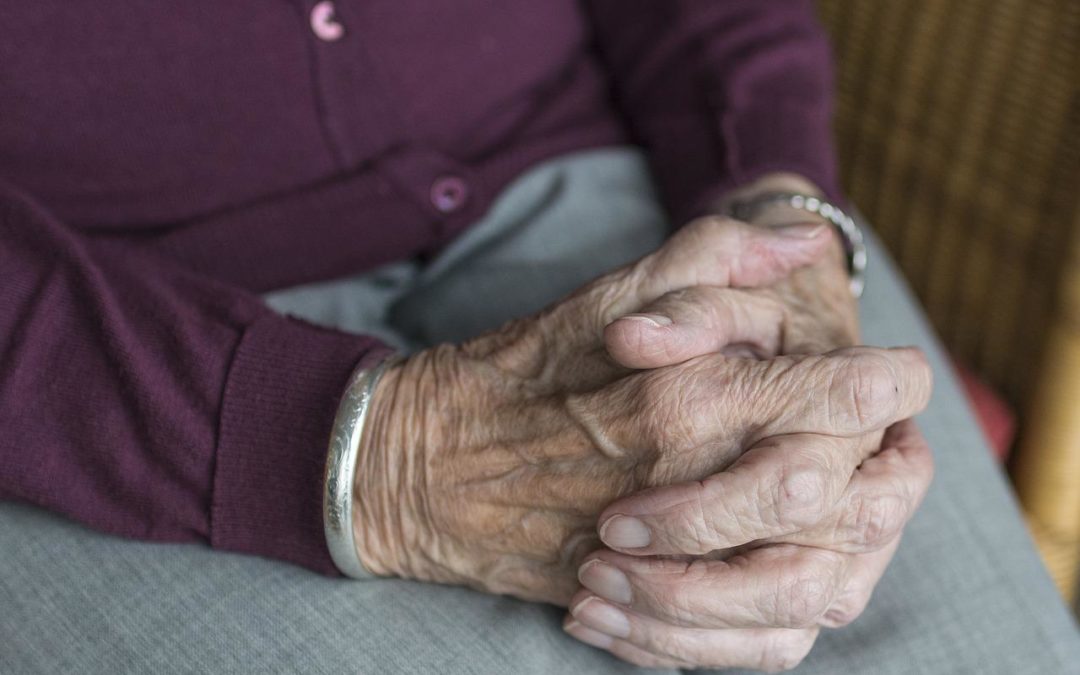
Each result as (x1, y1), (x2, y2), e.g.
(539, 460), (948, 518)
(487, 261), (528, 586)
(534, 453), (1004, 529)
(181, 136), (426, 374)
(430, 175), (469, 214)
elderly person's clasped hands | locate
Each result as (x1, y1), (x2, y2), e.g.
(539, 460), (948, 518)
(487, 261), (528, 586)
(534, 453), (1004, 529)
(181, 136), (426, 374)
(354, 216), (934, 671)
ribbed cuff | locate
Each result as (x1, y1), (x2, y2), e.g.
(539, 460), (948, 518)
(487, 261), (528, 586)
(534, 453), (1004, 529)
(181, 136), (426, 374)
(694, 99), (842, 215)
(211, 312), (392, 575)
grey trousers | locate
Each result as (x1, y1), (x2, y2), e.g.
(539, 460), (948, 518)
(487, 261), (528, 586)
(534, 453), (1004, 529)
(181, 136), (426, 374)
(2, 149), (1078, 674)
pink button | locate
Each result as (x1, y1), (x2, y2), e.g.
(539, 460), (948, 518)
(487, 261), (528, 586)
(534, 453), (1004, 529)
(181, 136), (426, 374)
(310, 1), (345, 42)
(430, 176), (469, 213)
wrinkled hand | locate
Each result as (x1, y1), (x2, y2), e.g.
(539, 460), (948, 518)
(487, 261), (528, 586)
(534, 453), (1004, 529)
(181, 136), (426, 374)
(353, 218), (933, 624)
(562, 207), (933, 670)
(603, 213), (857, 368)
(565, 420), (933, 671)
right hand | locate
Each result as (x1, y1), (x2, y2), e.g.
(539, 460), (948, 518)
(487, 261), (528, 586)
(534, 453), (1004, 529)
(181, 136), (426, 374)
(351, 218), (933, 606)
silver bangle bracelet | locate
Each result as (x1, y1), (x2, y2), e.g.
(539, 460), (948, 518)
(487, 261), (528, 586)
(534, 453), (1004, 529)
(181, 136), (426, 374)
(323, 354), (400, 579)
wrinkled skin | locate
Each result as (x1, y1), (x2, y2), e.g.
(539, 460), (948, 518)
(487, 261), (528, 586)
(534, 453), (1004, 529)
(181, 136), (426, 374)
(556, 184), (935, 670)
(566, 419), (932, 671)
(354, 209), (935, 671)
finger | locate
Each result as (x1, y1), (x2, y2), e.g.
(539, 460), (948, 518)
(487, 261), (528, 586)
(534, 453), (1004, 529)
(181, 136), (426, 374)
(775, 419), (934, 553)
(820, 536), (901, 628)
(639, 217), (831, 293)
(499, 218), (829, 391)
(553, 217), (831, 336)
(604, 287), (787, 369)
(570, 591), (812, 669)
(572, 345), (933, 473)
(595, 432), (880, 555)
(575, 545), (851, 630)
(736, 347), (934, 439)
(563, 616), (691, 669)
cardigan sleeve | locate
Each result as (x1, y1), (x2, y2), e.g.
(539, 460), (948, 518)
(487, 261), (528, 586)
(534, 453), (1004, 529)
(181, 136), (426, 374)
(584, 0), (841, 223)
(0, 178), (392, 574)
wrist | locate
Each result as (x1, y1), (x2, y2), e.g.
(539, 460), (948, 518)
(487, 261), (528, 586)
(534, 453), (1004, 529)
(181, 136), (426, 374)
(719, 182), (866, 300)
(323, 354), (402, 579)
(351, 358), (412, 578)
(713, 173), (846, 271)
(748, 202), (848, 274)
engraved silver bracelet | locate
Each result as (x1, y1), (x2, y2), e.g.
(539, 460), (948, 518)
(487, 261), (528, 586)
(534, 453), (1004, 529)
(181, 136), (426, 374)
(324, 355), (400, 579)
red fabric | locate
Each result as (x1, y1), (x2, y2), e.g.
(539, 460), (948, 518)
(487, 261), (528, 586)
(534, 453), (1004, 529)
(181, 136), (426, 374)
(953, 360), (1016, 461)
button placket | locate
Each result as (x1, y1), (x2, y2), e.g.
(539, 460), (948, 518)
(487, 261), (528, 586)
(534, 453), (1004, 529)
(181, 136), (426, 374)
(304, 1), (403, 170)
(376, 149), (483, 239)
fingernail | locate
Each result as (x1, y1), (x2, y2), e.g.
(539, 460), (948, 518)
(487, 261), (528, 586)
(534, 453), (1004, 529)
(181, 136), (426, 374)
(620, 313), (672, 328)
(775, 223), (827, 239)
(578, 559), (633, 605)
(571, 597), (632, 639)
(599, 515), (651, 549)
(564, 619), (614, 649)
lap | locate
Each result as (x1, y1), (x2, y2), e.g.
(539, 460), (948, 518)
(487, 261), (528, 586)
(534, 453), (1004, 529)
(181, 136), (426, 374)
(0, 505), (626, 674)
(3, 148), (1077, 674)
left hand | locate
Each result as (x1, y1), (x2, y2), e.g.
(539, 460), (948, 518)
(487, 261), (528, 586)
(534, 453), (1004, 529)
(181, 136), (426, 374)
(563, 181), (934, 670)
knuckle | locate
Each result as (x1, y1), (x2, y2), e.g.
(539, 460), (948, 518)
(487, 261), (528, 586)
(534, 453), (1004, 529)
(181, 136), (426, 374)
(828, 354), (900, 431)
(823, 590), (871, 627)
(824, 608), (859, 628)
(768, 462), (831, 530)
(775, 551), (847, 626)
(848, 493), (907, 549)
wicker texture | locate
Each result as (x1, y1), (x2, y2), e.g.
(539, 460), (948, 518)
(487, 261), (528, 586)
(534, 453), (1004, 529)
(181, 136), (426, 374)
(1012, 235), (1080, 599)
(816, 0), (1080, 597)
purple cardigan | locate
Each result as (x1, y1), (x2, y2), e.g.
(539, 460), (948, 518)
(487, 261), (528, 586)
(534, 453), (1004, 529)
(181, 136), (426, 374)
(0, 1), (838, 574)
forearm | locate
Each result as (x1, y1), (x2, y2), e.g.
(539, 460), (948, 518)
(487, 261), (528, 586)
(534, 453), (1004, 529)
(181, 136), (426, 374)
(0, 177), (388, 574)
